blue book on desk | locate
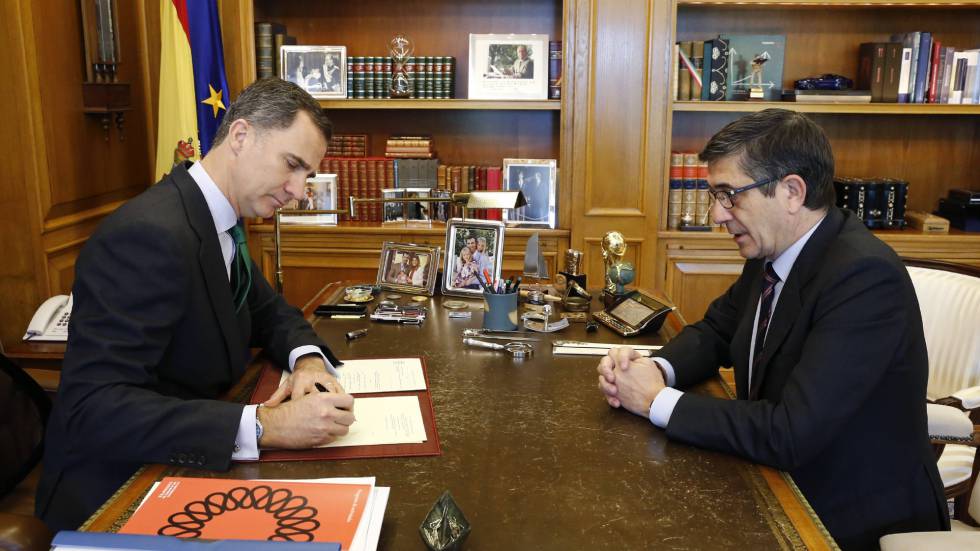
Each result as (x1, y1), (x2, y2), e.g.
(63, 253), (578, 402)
(52, 531), (342, 550)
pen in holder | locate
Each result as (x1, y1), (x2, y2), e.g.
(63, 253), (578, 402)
(482, 291), (519, 331)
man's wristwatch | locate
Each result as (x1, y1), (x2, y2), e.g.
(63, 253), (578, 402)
(255, 418), (264, 442)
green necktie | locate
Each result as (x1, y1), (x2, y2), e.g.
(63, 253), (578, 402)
(228, 222), (252, 313)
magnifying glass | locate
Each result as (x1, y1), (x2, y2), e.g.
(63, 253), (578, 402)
(462, 337), (534, 359)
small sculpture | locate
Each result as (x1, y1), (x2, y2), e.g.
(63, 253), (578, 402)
(601, 231), (629, 295)
(389, 34), (414, 98)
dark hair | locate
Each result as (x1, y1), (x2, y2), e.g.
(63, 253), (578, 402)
(211, 78), (332, 148)
(699, 108), (835, 210)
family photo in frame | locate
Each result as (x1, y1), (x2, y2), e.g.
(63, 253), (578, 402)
(442, 219), (505, 298)
(502, 159), (557, 228)
(376, 242), (440, 296)
(280, 45), (347, 99)
(280, 174), (338, 225)
(468, 34), (549, 100)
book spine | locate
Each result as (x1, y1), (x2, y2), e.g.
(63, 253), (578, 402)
(549, 41), (563, 100)
(896, 47), (912, 103)
(695, 163), (710, 226)
(709, 38), (729, 101)
(446, 57), (456, 99)
(347, 57), (354, 98)
(690, 41), (703, 102)
(882, 42), (902, 103)
(667, 154), (683, 230)
(701, 40), (713, 100)
(255, 23), (274, 79)
(913, 32), (932, 103)
(679, 42), (693, 101)
(927, 40), (941, 103)
(682, 153), (699, 225)
(940, 47), (955, 104)
(433, 56), (444, 99)
(672, 44), (680, 101)
(907, 32), (921, 103)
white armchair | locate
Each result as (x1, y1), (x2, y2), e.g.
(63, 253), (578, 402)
(878, 260), (980, 550)
(911, 260), (980, 506)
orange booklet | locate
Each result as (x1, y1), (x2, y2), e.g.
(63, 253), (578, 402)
(120, 477), (370, 548)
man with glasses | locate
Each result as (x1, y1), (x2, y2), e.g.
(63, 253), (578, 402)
(597, 109), (947, 549)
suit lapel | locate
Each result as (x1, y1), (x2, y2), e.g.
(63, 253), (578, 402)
(730, 260), (764, 400)
(171, 163), (246, 372)
(747, 207), (846, 400)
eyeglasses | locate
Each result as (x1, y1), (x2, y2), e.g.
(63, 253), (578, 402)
(708, 177), (779, 209)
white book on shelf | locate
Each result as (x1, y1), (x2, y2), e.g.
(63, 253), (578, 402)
(961, 50), (980, 104)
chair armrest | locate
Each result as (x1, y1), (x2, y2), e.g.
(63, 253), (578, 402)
(0, 512), (52, 551)
(927, 403), (976, 444)
(937, 385), (980, 424)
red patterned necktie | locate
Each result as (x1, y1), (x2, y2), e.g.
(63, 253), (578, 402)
(752, 262), (781, 373)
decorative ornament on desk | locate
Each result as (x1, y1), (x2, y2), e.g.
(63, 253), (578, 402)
(420, 491), (471, 551)
(389, 34), (414, 98)
(601, 231), (634, 306)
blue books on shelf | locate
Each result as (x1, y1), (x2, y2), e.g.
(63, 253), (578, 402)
(52, 531), (342, 551)
(721, 34), (786, 101)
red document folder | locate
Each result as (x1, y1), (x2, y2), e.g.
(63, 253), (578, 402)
(244, 357), (441, 462)
(119, 477), (366, 547)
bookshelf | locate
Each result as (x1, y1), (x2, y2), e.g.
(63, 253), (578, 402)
(218, 0), (572, 302)
(660, 0), (980, 321)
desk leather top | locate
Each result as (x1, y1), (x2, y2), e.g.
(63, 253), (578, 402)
(84, 283), (833, 550)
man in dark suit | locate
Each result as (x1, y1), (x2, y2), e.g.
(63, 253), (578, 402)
(597, 109), (948, 549)
(37, 79), (355, 531)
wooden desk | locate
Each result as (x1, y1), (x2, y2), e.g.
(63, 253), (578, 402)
(82, 283), (836, 550)
(6, 341), (65, 392)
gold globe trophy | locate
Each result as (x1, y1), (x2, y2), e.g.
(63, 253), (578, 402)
(389, 34), (414, 98)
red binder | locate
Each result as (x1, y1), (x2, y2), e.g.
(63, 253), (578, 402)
(243, 357), (441, 462)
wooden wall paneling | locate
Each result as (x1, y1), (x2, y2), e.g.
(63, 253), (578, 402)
(663, 246), (744, 323)
(0, 0), (49, 347)
(567, 0), (670, 292)
(219, 0), (254, 96)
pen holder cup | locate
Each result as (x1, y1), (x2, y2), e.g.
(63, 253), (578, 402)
(482, 291), (519, 331)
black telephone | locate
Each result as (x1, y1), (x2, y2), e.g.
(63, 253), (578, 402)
(594, 290), (674, 337)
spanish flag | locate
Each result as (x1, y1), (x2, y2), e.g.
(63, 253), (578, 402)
(154, 0), (230, 181)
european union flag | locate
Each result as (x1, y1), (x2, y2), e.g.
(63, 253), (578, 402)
(186, 0), (229, 156)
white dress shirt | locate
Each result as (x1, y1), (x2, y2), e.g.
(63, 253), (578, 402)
(188, 162), (335, 459)
(648, 215), (826, 428)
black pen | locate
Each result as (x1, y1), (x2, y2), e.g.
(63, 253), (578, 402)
(314, 382), (331, 393)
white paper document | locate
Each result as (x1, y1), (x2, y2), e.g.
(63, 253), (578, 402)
(278, 357), (427, 394)
(553, 346), (659, 357)
(321, 395), (427, 448)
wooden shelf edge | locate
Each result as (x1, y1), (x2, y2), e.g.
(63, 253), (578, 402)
(249, 221), (571, 237)
(318, 99), (560, 111)
(672, 101), (980, 115)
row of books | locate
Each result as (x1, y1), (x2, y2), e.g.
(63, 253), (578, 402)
(327, 134), (369, 158)
(346, 56), (456, 100)
(667, 152), (715, 230)
(318, 157), (507, 223)
(385, 136), (435, 159)
(548, 40), (563, 100)
(861, 34), (980, 104)
(674, 35), (787, 102)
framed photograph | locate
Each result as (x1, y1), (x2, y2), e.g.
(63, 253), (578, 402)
(376, 242), (441, 296)
(502, 159), (557, 228)
(382, 189), (405, 224)
(280, 45), (347, 99)
(280, 174), (338, 225)
(442, 218), (505, 298)
(468, 34), (549, 100)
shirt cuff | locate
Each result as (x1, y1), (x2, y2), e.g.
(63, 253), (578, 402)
(648, 387), (684, 428)
(232, 404), (259, 460)
(651, 356), (677, 387)
(288, 345), (337, 376)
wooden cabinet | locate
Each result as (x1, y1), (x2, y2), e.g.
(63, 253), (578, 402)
(658, 0), (980, 322)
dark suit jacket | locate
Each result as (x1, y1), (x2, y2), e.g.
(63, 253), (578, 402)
(658, 207), (948, 549)
(36, 163), (340, 531)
